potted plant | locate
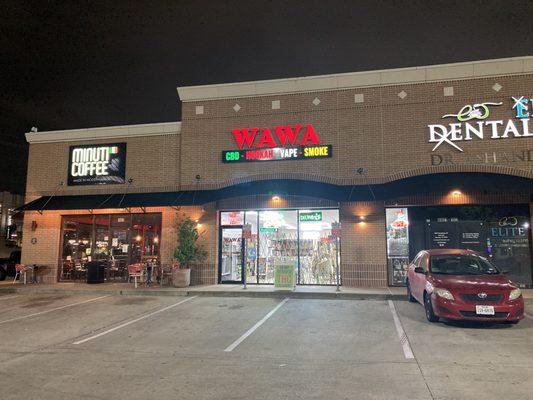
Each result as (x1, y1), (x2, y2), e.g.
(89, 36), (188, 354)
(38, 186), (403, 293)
(173, 216), (206, 287)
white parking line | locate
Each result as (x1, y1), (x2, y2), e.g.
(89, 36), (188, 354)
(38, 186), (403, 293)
(388, 300), (414, 359)
(0, 295), (110, 325)
(0, 295), (20, 300)
(224, 298), (289, 352)
(73, 295), (198, 345)
(525, 313), (533, 320)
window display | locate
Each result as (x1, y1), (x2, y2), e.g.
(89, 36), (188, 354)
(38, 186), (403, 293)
(60, 213), (161, 282)
(219, 208), (340, 285)
(386, 208), (410, 286)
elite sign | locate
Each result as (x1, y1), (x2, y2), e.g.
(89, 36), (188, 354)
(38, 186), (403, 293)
(222, 123), (333, 163)
(68, 143), (127, 186)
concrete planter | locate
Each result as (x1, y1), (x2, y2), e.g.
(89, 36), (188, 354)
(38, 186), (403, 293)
(172, 267), (191, 287)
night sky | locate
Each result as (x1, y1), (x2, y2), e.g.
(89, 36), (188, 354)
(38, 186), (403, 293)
(2, 0), (533, 193)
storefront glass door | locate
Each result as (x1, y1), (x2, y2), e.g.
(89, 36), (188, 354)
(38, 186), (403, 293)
(220, 227), (243, 283)
(258, 210), (298, 284)
(298, 209), (340, 285)
(219, 209), (340, 285)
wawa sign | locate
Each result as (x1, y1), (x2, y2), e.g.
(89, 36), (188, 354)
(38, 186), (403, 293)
(222, 123), (332, 163)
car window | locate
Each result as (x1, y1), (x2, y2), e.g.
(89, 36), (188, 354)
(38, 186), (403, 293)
(430, 254), (500, 275)
(419, 254), (429, 271)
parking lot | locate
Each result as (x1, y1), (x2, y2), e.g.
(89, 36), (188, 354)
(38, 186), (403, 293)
(0, 293), (531, 400)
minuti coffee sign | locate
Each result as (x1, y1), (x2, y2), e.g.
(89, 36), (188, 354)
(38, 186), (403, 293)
(68, 143), (127, 186)
(222, 123), (332, 163)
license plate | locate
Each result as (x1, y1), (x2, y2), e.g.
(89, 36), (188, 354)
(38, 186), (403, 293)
(476, 305), (495, 315)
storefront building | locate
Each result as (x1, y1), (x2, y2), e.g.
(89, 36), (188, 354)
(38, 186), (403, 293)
(19, 56), (533, 287)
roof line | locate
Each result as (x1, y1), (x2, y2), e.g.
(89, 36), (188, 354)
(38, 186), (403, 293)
(25, 121), (181, 144)
(177, 55), (533, 101)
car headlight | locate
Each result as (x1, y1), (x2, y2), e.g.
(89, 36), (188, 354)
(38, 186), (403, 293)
(509, 288), (522, 301)
(434, 288), (455, 301)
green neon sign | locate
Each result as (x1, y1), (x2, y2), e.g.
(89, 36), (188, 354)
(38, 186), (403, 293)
(299, 211), (322, 222)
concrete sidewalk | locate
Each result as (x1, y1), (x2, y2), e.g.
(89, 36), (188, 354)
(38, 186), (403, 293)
(2, 281), (532, 301)
(0, 281), (408, 300)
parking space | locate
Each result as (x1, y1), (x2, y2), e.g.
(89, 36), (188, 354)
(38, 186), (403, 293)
(0, 293), (531, 400)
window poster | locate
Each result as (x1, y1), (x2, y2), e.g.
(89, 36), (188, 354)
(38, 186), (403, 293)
(386, 208), (409, 286)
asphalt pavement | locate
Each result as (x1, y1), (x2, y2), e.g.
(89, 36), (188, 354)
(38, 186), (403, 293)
(0, 293), (531, 400)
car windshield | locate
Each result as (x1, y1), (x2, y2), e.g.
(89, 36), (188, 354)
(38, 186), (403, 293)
(430, 254), (500, 275)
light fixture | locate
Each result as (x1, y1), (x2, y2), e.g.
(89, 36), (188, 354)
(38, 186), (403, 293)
(451, 190), (462, 196)
(153, 236), (159, 244)
(135, 235), (142, 242)
(196, 223), (202, 228)
(272, 195), (280, 201)
(359, 215), (366, 221)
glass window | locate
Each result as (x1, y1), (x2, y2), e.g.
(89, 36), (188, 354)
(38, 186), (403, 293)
(61, 216), (94, 281)
(386, 208), (410, 286)
(94, 216), (110, 260)
(60, 213), (161, 282)
(244, 211), (258, 284)
(258, 210), (298, 284)
(298, 209), (340, 285)
(221, 211), (244, 226)
(430, 254), (499, 275)
(219, 208), (341, 286)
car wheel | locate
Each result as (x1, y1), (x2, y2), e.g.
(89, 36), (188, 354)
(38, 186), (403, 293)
(424, 293), (439, 322)
(406, 280), (417, 303)
(0, 268), (6, 281)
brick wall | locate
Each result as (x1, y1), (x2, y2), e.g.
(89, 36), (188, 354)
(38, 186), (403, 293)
(340, 201), (388, 287)
(26, 133), (181, 198)
(21, 71), (533, 287)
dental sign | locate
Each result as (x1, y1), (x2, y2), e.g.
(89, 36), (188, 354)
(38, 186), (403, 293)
(68, 143), (127, 186)
(222, 123), (332, 163)
(428, 97), (533, 152)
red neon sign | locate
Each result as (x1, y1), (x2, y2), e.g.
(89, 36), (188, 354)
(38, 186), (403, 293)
(231, 124), (321, 149)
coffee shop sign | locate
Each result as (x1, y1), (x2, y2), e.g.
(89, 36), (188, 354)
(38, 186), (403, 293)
(428, 97), (533, 152)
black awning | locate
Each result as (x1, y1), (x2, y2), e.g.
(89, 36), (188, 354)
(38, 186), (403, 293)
(16, 173), (532, 212)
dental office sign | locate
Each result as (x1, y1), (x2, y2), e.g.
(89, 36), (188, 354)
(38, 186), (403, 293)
(222, 123), (332, 163)
(68, 143), (127, 186)
(428, 97), (533, 152)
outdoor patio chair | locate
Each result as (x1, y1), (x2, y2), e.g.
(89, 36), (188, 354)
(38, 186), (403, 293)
(14, 264), (34, 284)
(128, 263), (144, 288)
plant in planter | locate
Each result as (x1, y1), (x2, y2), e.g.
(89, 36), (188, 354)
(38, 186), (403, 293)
(173, 216), (207, 287)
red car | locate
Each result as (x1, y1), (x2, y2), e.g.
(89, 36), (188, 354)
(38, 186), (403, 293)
(406, 249), (524, 324)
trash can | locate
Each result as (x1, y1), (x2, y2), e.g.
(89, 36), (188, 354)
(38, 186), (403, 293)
(86, 261), (106, 284)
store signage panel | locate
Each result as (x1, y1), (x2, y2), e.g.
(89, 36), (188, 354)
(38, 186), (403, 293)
(68, 143), (127, 186)
(222, 145), (332, 163)
(222, 123), (333, 163)
(299, 211), (323, 222)
(428, 96), (533, 152)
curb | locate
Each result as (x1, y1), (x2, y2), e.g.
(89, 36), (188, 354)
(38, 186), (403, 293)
(0, 286), (406, 301)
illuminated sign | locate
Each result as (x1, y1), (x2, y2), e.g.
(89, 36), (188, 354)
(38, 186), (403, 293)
(299, 211), (322, 222)
(428, 97), (533, 152)
(68, 143), (127, 186)
(232, 124), (320, 149)
(223, 123), (332, 163)
(222, 145), (332, 163)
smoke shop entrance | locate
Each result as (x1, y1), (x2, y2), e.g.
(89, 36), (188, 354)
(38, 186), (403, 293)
(219, 209), (341, 285)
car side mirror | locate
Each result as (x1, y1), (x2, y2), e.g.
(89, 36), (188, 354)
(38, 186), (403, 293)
(414, 266), (426, 274)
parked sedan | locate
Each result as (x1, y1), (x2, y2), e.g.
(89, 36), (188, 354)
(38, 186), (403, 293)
(406, 249), (524, 324)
